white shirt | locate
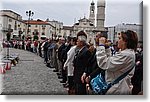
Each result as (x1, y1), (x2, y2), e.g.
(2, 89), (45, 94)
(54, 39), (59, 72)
(64, 45), (77, 76)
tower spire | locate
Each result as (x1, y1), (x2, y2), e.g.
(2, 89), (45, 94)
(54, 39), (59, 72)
(89, 0), (95, 25)
(97, 0), (105, 31)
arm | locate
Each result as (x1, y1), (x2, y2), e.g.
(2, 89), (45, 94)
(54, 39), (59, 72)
(96, 46), (132, 72)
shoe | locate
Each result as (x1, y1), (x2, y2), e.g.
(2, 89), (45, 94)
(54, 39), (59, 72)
(50, 65), (55, 68)
(53, 70), (58, 72)
(57, 73), (61, 75)
(60, 80), (66, 83)
(58, 76), (63, 79)
(63, 83), (69, 88)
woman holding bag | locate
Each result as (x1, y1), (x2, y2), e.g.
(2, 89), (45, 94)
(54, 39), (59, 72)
(86, 30), (138, 95)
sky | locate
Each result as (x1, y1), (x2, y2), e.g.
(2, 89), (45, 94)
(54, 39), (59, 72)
(0, 0), (143, 27)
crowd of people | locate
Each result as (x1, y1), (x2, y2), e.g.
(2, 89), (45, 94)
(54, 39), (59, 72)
(2, 30), (143, 95)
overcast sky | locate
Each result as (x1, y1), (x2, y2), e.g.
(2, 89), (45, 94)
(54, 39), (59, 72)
(0, 0), (142, 27)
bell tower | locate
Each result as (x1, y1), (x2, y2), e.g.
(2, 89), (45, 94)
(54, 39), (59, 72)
(89, 0), (95, 25)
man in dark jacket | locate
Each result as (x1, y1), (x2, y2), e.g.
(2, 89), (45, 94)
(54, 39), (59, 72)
(43, 39), (49, 63)
(73, 31), (91, 95)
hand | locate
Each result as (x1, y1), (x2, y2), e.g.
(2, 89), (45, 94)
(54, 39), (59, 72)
(105, 41), (111, 47)
(136, 61), (140, 65)
(81, 73), (86, 83)
(86, 84), (90, 91)
(63, 66), (67, 70)
(88, 45), (95, 52)
(85, 76), (91, 84)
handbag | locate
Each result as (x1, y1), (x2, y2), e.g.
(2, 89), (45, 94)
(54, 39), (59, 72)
(90, 65), (135, 95)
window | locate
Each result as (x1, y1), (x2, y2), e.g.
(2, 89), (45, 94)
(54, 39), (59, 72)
(14, 21), (17, 30)
(42, 27), (45, 30)
(23, 29), (26, 32)
(18, 28), (21, 31)
(8, 24), (11, 29)
(42, 32), (45, 35)
(9, 19), (12, 22)
(34, 29), (38, 32)
(28, 29), (31, 33)
(42, 25), (46, 27)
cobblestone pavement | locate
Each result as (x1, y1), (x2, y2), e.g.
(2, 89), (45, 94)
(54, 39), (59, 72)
(1, 48), (68, 95)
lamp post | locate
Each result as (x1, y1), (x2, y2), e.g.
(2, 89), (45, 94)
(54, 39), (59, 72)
(6, 29), (12, 59)
(26, 10), (34, 36)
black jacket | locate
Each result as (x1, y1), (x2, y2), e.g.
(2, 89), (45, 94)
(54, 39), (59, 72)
(58, 43), (66, 61)
(73, 46), (91, 83)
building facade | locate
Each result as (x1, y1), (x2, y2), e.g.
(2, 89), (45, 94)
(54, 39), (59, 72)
(0, 10), (26, 40)
(0, 0), (106, 42)
(61, 26), (74, 38)
(46, 19), (63, 39)
(89, 1), (95, 25)
(73, 17), (96, 43)
(24, 19), (54, 40)
(107, 23), (143, 43)
(72, 0), (106, 43)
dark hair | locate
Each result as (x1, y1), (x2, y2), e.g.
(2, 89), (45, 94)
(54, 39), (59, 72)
(67, 36), (72, 42)
(72, 37), (77, 42)
(121, 30), (138, 51)
(77, 30), (87, 38)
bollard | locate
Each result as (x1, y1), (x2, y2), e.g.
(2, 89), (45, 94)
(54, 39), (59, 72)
(5, 62), (11, 70)
(0, 63), (6, 74)
(2, 60), (11, 70)
(0, 68), (6, 74)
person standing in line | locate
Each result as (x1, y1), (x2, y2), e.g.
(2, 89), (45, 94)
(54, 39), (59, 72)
(56, 38), (66, 79)
(43, 39), (49, 63)
(63, 37), (77, 94)
(60, 37), (72, 84)
(73, 31), (91, 95)
(86, 30), (138, 95)
(33, 39), (38, 54)
(38, 40), (43, 57)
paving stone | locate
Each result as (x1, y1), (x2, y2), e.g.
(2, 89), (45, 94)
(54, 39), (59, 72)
(1, 48), (68, 95)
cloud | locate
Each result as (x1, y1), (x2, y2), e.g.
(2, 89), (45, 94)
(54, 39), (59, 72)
(1, 0), (142, 26)
(1, 1), (91, 26)
(105, 1), (142, 26)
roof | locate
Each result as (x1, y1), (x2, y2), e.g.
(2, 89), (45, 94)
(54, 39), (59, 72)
(24, 20), (54, 27)
(0, 10), (21, 16)
(24, 20), (49, 25)
(63, 26), (73, 30)
(78, 17), (90, 22)
(0, 14), (24, 23)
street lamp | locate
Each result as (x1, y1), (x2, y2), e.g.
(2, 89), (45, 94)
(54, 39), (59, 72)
(6, 28), (13, 59)
(26, 10), (34, 35)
